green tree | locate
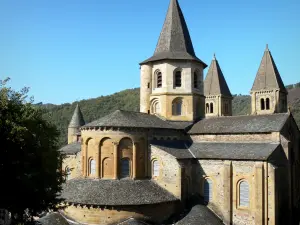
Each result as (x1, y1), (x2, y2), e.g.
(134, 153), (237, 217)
(0, 78), (64, 224)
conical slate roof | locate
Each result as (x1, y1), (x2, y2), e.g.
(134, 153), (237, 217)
(140, 0), (206, 67)
(204, 54), (232, 96)
(251, 45), (287, 93)
(68, 104), (85, 128)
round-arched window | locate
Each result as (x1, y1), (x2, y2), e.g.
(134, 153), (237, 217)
(120, 158), (130, 178)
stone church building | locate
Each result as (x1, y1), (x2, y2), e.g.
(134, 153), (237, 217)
(53, 0), (300, 224)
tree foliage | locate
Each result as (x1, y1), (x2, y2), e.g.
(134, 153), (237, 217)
(0, 78), (64, 224)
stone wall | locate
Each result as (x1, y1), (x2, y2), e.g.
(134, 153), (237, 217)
(81, 128), (148, 179)
(191, 133), (280, 143)
(62, 152), (82, 180)
(62, 202), (179, 225)
(149, 146), (182, 199)
(189, 159), (277, 225)
(141, 60), (205, 121)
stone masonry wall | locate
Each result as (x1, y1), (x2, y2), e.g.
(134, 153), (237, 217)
(62, 202), (178, 225)
(149, 146), (181, 199)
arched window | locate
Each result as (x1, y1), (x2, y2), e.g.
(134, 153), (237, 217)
(151, 99), (160, 114)
(266, 98), (270, 110)
(172, 98), (183, 116)
(157, 71), (162, 88)
(89, 159), (96, 176)
(224, 102), (229, 114)
(194, 71), (199, 89)
(65, 167), (71, 180)
(206, 103), (210, 113)
(210, 103), (214, 113)
(175, 70), (182, 87)
(120, 158), (130, 178)
(204, 178), (213, 202)
(152, 160), (159, 177)
(239, 180), (250, 207)
(261, 98), (265, 110)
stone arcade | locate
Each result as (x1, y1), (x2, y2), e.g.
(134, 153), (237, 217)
(49, 0), (300, 224)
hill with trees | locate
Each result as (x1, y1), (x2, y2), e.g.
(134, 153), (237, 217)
(41, 83), (300, 147)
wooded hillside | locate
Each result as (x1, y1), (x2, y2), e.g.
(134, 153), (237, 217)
(41, 84), (300, 147)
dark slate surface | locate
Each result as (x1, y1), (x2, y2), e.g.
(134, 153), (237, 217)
(59, 142), (81, 155)
(68, 104), (85, 128)
(151, 140), (192, 159)
(167, 120), (194, 130)
(140, 0), (206, 67)
(251, 45), (287, 92)
(117, 218), (150, 225)
(204, 55), (232, 96)
(37, 213), (69, 225)
(190, 142), (280, 160)
(152, 140), (280, 160)
(60, 179), (178, 206)
(189, 113), (289, 134)
(176, 204), (223, 225)
(83, 110), (185, 130)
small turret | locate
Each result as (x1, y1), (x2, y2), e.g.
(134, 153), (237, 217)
(204, 54), (232, 117)
(250, 45), (288, 115)
(68, 104), (85, 144)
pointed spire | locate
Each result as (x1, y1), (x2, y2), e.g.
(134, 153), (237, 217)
(68, 104), (85, 128)
(251, 45), (286, 92)
(140, 0), (206, 67)
(204, 54), (232, 96)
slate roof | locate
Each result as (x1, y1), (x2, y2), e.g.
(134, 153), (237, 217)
(37, 213), (69, 225)
(204, 54), (232, 96)
(189, 113), (289, 134)
(176, 204), (223, 225)
(151, 140), (192, 159)
(83, 110), (187, 130)
(189, 142), (280, 160)
(117, 218), (150, 225)
(60, 179), (178, 206)
(59, 142), (81, 155)
(152, 140), (281, 160)
(68, 104), (85, 128)
(140, 0), (206, 67)
(251, 45), (287, 93)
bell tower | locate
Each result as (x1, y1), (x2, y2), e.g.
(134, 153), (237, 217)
(204, 54), (232, 117)
(139, 0), (207, 121)
(68, 104), (85, 144)
(250, 45), (288, 115)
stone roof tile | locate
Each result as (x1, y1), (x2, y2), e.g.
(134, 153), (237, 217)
(68, 104), (85, 128)
(59, 142), (81, 155)
(189, 113), (289, 134)
(251, 45), (287, 92)
(176, 204), (223, 225)
(60, 179), (178, 206)
(83, 110), (186, 130)
(204, 55), (232, 96)
(140, 0), (206, 67)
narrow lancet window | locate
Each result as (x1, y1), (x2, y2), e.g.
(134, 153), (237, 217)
(175, 71), (182, 87)
(239, 180), (250, 207)
(204, 179), (213, 202)
(261, 98), (265, 110)
(266, 98), (270, 110)
(157, 72), (162, 88)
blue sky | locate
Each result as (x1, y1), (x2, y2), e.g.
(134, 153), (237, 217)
(0, 0), (299, 104)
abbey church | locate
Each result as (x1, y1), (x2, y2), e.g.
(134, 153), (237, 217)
(49, 0), (300, 224)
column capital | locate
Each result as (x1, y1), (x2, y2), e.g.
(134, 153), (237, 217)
(112, 141), (119, 146)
